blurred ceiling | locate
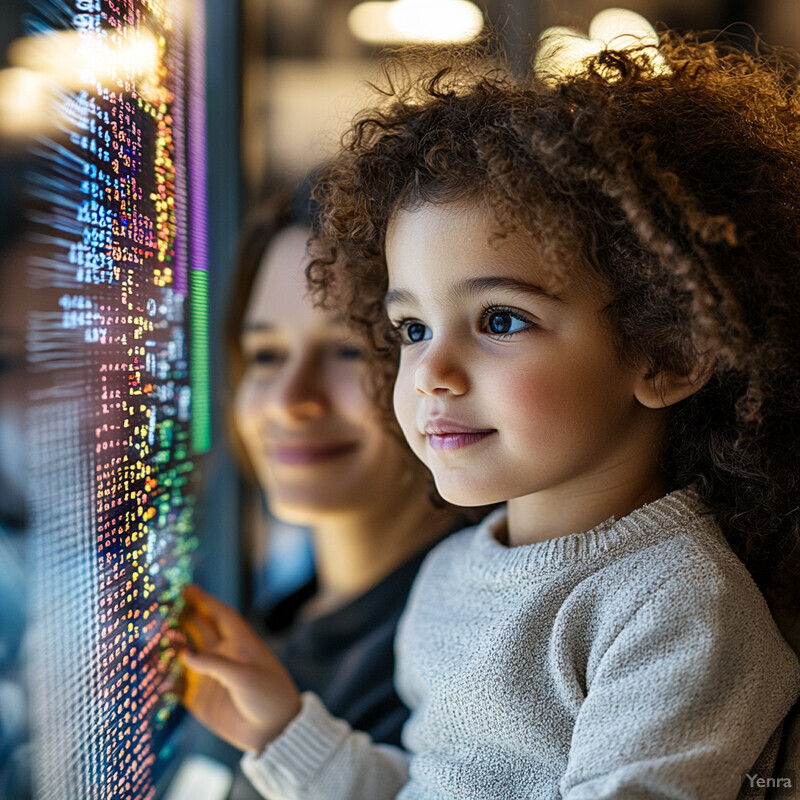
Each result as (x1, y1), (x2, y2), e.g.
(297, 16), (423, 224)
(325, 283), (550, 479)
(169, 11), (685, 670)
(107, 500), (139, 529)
(241, 0), (800, 194)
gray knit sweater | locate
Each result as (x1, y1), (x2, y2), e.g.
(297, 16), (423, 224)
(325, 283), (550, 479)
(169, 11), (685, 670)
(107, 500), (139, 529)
(241, 488), (800, 799)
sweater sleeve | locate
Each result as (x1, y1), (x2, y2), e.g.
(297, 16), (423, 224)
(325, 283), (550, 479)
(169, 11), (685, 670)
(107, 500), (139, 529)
(240, 692), (410, 800)
(560, 569), (800, 800)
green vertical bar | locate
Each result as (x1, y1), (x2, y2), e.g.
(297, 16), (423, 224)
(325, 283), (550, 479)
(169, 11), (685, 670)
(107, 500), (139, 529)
(190, 267), (211, 453)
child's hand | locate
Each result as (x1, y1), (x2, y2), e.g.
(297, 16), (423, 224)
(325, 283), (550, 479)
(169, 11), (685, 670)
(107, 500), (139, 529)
(177, 584), (302, 754)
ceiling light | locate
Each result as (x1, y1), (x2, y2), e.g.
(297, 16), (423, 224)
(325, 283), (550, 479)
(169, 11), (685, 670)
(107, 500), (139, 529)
(535, 7), (665, 82)
(348, 0), (484, 46)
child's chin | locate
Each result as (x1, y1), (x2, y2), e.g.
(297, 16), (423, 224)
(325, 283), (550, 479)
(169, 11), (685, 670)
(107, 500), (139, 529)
(434, 478), (502, 508)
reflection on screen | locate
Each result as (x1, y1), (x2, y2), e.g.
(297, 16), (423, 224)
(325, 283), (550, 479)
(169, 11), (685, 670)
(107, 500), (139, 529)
(22, 1), (209, 798)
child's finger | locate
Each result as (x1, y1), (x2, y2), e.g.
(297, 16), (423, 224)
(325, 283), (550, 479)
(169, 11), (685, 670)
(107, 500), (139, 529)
(179, 606), (220, 650)
(180, 649), (253, 691)
(167, 668), (187, 701)
(183, 585), (255, 642)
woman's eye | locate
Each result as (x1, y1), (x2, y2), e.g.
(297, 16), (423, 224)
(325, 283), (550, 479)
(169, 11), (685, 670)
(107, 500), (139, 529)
(247, 349), (283, 366)
(337, 345), (363, 361)
(398, 320), (431, 344)
(483, 309), (531, 336)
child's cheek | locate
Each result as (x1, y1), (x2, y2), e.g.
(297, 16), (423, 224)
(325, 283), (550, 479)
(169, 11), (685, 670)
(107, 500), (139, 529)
(502, 366), (565, 420)
(499, 368), (584, 449)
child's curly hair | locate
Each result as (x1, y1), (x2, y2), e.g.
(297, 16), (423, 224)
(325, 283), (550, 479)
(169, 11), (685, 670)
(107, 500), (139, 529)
(307, 32), (800, 624)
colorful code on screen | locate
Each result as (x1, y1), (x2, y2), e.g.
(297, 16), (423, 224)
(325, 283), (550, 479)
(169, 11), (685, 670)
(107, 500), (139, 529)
(24, 2), (208, 798)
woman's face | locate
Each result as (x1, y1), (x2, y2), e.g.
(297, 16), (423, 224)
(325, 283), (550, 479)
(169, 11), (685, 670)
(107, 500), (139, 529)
(234, 226), (412, 524)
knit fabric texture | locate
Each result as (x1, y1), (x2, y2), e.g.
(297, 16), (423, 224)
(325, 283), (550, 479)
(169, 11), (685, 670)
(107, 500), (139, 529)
(241, 487), (800, 800)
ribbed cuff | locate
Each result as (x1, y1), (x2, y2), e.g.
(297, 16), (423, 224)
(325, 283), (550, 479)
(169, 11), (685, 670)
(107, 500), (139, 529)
(241, 692), (351, 798)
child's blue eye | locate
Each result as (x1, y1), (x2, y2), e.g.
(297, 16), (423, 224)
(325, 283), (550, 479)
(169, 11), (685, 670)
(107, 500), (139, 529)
(398, 320), (431, 344)
(483, 309), (531, 336)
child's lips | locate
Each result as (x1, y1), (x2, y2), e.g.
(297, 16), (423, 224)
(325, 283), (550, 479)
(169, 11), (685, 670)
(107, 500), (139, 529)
(423, 420), (496, 451)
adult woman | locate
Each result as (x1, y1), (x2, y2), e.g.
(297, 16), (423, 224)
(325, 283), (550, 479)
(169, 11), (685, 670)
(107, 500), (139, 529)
(223, 184), (466, 747)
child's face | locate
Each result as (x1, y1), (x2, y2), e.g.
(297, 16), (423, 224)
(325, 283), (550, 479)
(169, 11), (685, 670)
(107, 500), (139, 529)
(385, 201), (661, 509)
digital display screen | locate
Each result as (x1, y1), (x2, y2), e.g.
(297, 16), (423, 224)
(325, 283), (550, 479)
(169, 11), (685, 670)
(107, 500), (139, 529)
(14, 1), (210, 797)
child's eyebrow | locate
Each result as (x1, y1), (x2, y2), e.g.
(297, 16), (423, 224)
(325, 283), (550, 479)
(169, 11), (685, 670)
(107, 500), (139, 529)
(384, 288), (417, 310)
(454, 277), (565, 304)
(384, 277), (564, 310)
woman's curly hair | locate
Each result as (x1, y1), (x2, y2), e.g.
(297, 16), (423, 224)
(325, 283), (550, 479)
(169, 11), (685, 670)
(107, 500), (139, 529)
(307, 32), (800, 625)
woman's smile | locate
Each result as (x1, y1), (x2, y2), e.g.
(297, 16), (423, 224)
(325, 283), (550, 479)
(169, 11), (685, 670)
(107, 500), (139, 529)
(270, 440), (360, 466)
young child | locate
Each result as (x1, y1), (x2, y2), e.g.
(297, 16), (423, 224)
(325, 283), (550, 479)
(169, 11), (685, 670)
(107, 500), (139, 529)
(179, 31), (800, 799)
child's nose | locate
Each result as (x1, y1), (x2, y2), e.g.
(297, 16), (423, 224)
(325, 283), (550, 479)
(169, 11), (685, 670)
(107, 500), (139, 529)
(414, 338), (468, 397)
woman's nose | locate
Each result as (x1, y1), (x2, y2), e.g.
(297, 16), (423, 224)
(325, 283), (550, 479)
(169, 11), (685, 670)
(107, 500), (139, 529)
(414, 337), (468, 397)
(271, 353), (329, 422)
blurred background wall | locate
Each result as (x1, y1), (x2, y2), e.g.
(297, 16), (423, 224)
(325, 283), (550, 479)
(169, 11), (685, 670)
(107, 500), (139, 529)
(238, 0), (800, 200)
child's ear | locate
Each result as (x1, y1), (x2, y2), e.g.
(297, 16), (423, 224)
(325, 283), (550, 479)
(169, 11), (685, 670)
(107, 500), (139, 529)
(634, 361), (713, 409)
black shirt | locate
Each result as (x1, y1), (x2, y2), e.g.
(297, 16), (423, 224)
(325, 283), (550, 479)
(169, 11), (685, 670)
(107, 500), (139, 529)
(263, 545), (435, 747)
